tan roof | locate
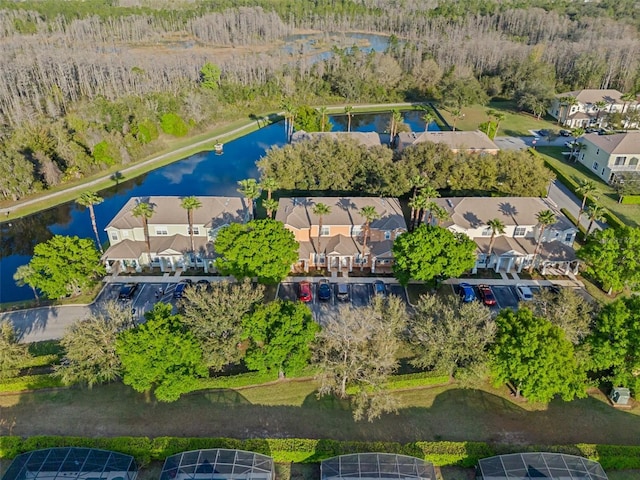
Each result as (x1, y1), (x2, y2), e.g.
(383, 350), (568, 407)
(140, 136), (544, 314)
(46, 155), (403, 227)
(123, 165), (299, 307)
(323, 234), (359, 256)
(103, 235), (215, 261)
(398, 130), (499, 152)
(558, 89), (630, 105)
(276, 197), (407, 231)
(432, 197), (573, 230)
(102, 239), (145, 260)
(106, 196), (249, 230)
(582, 132), (640, 155)
(291, 130), (383, 148)
(474, 235), (576, 261)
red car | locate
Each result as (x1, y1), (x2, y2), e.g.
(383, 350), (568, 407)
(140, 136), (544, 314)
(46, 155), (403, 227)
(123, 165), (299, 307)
(298, 281), (312, 303)
(478, 284), (496, 306)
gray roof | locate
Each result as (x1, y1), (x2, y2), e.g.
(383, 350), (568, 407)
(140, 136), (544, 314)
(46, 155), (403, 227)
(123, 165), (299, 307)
(432, 197), (574, 231)
(321, 453), (435, 480)
(276, 197), (406, 231)
(160, 449), (274, 480)
(558, 88), (631, 105)
(474, 236), (577, 260)
(2, 448), (137, 480)
(291, 130), (383, 148)
(398, 130), (499, 151)
(582, 131), (640, 155)
(103, 235), (214, 260)
(478, 453), (607, 480)
(106, 196), (248, 230)
(323, 234), (359, 256)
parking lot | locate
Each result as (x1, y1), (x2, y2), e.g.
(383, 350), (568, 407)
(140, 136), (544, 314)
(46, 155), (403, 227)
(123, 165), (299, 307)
(96, 282), (184, 323)
(450, 283), (551, 312)
(278, 281), (409, 325)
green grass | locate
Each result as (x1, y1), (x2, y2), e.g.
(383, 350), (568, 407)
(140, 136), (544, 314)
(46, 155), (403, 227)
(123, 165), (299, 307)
(0, 282), (103, 312)
(437, 100), (559, 136)
(537, 146), (640, 227)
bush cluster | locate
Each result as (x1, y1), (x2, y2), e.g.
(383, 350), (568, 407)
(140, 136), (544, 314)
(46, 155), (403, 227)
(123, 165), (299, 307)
(2, 436), (640, 470)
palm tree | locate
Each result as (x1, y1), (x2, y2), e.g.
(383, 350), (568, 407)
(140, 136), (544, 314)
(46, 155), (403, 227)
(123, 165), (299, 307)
(76, 191), (104, 254)
(422, 111), (435, 133)
(620, 92), (637, 114)
(569, 127), (585, 160)
(281, 100), (296, 142)
(312, 202), (331, 253)
(180, 196), (202, 253)
(431, 205), (450, 226)
(493, 112), (506, 136)
(529, 209), (556, 273)
(132, 200), (154, 264)
(576, 179), (596, 227)
(13, 264), (38, 302)
(594, 100), (607, 126)
(486, 218), (506, 255)
(260, 177), (278, 201)
(359, 206), (380, 261)
(409, 193), (428, 228)
(389, 109), (402, 145)
(586, 203), (607, 237)
(344, 105), (354, 132)
(485, 109), (497, 136)
(558, 96), (578, 124)
(237, 178), (261, 219)
(262, 198), (279, 219)
(318, 106), (328, 132)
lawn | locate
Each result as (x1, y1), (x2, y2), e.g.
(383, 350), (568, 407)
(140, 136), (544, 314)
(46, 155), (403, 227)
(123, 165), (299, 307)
(537, 146), (640, 227)
(436, 100), (559, 137)
(3, 379), (640, 447)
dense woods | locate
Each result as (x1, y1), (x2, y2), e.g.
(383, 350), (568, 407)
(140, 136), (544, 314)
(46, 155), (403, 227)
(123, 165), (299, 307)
(0, 0), (638, 202)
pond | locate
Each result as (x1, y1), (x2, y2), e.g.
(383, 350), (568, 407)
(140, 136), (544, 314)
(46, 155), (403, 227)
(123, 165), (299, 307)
(0, 110), (439, 303)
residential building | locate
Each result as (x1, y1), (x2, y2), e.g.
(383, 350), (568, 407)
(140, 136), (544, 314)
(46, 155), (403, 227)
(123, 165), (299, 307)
(276, 197), (407, 274)
(431, 197), (579, 275)
(576, 132), (640, 183)
(396, 130), (499, 154)
(291, 130), (383, 148)
(549, 89), (639, 128)
(103, 196), (250, 273)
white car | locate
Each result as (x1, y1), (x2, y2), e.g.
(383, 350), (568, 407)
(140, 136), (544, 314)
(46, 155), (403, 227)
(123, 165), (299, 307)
(564, 141), (575, 148)
(516, 284), (534, 301)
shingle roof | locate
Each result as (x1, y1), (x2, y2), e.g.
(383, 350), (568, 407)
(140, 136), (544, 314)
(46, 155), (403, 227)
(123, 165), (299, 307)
(558, 89), (629, 105)
(291, 130), (383, 148)
(398, 130), (499, 151)
(106, 196), (249, 230)
(323, 234), (359, 256)
(582, 131), (640, 155)
(102, 236), (215, 260)
(276, 197), (406, 231)
(432, 197), (573, 230)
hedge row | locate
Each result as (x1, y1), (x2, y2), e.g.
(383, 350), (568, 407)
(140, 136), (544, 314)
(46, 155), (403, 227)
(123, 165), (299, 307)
(620, 195), (640, 205)
(0, 374), (63, 393)
(2, 436), (640, 470)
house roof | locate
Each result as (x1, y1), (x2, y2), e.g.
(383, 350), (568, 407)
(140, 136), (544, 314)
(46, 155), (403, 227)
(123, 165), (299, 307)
(102, 239), (145, 260)
(323, 234), (359, 256)
(106, 196), (249, 230)
(398, 130), (499, 152)
(291, 130), (383, 148)
(432, 197), (574, 231)
(558, 89), (629, 105)
(370, 239), (394, 257)
(276, 197), (407, 231)
(102, 236), (215, 261)
(582, 131), (640, 155)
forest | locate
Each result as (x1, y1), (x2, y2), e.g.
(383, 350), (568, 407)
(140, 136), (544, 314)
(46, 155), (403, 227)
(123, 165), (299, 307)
(0, 0), (638, 202)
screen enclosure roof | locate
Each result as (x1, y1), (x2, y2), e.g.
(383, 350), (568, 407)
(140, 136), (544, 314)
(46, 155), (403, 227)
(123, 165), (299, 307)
(159, 449), (274, 480)
(1, 447), (137, 480)
(321, 453), (436, 480)
(477, 453), (608, 480)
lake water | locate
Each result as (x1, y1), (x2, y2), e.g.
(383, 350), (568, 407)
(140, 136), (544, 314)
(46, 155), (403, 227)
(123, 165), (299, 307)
(0, 111), (439, 303)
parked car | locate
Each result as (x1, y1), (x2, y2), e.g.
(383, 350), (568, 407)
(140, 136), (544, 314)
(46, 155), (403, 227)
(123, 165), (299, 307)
(298, 281), (312, 303)
(477, 284), (497, 306)
(516, 284), (534, 301)
(173, 280), (191, 299)
(559, 129), (571, 136)
(538, 129), (550, 137)
(336, 283), (350, 302)
(318, 279), (331, 302)
(585, 127), (597, 133)
(373, 280), (387, 297)
(118, 283), (138, 300)
(564, 141), (575, 148)
(458, 283), (476, 302)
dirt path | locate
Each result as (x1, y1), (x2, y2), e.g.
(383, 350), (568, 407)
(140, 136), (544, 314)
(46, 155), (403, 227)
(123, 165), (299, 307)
(2, 382), (639, 445)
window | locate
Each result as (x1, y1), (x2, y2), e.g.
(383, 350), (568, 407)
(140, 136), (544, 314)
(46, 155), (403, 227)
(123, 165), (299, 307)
(384, 231), (391, 240)
(630, 157), (639, 167)
(481, 227), (492, 236)
(614, 156), (626, 166)
(351, 225), (362, 237)
(593, 162), (599, 171)
(155, 226), (168, 236)
(565, 232), (574, 243)
(188, 226), (200, 235)
(110, 231), (119, 241)
(315, 253), (325, 265)
(320, 226), (330, 236)
(514, 226), (526, 237)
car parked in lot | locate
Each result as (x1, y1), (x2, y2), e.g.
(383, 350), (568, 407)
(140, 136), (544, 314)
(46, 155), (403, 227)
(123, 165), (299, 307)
(564, 141), (575, 148)
(173, 280), (192, 299)
(559, 129), (571, 136)
(516, 284), (534, 301)
(477, 284), (497, 306)
(336, 283), (350, 302)
(538, 129), (550, 137)
(458, 283), (476, 302)
(318, 279), (331, 301)
(298, 281), (312, 303)
(373, 280), (387, 297)
(118, 283), (138, 300)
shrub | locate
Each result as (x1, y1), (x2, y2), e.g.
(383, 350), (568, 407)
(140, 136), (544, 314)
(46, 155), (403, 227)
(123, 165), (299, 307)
(0, 374), (63, 393)
(160, 113), (189, 137)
